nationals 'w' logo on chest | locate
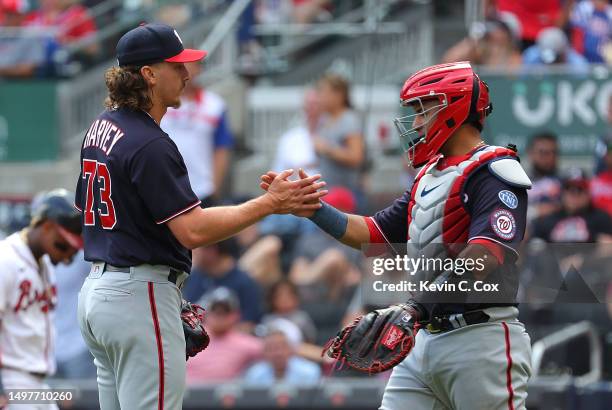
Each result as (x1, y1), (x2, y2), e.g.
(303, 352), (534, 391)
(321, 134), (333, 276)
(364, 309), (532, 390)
(13, 280), (57, 313)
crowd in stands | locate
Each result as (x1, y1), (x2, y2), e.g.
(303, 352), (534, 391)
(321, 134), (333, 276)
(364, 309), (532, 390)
(0, 0), (99, 77)
(0, 0), (355, 78)
(1, 0), (612, 388)
(2, 0), (609, 79)
(237, 0), (333, 69)
(444, 0), (612, 71)
(3, 62), (594, 383)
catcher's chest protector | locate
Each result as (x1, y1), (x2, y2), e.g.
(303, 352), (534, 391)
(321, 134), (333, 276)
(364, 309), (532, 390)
(407, 146), (518, 255)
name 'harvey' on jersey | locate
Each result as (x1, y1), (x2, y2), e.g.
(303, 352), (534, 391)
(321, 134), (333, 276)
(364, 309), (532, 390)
(81, 119), (125, 155)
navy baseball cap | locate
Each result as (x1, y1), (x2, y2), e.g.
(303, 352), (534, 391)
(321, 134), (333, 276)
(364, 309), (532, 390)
(116, 23), (207, 67)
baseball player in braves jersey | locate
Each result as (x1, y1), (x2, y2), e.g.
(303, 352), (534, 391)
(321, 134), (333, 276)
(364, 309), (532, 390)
(0, 189), (83, 410)
(262, 62), (533, 409)
(75, 23), (326, 410)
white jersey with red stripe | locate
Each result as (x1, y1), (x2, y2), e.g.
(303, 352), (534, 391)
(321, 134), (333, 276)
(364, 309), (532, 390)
(0, 232), (56, 375)
(161, 89), (227, 199)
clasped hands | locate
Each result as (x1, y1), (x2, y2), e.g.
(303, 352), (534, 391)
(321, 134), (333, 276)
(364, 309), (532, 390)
(260, 169), (326, 217)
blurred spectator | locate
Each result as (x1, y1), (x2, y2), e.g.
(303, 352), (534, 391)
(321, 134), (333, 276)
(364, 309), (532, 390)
(256, 0), (330, 24)
(238, 0), (331, 71)
(54, 251), (96, 379)
(0, 0), (57, 78)
(442, 17), (523, 69)
(161, 61), (234, 207)
(570, 0), (612, 64)
(290, 187), (361, 297)
(237, 231), (284, 288)
(238, 0), (256, 47)
(182, 237), (263, 326)
(527, 132), (562, 221)
(313, 73), (364, 193)
(244, 318), (320, 386)
(292, 0), (331, 24)
(289, 187), (361, 344)
(256, 0), (293, 25)
(25, 0), (98, 59)
(261, 278), (317, 343)
(255, 214), (314, 276)
(273, 88), (321, 177)
(491, 0), (574, 50)
(259, 87), (323, 276)
(531, 169), (612, 242)
(186, 288), (263, 384)
(591, 136), (612, 217)
(0, 0), (22, 24)
(595, 94), (612, 175)
(237, 1), (264, 71)
(156, 2), (192, 28)
(522, 27), (589, 69)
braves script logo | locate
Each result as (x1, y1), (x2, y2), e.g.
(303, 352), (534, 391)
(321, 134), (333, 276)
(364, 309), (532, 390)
(13, 280), (57, 313)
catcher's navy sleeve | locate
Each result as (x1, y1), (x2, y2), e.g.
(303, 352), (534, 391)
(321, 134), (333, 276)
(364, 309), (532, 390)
(464, 168), (528, 256)
(370, 191), (410, 244)
(130, 137), (200, 224)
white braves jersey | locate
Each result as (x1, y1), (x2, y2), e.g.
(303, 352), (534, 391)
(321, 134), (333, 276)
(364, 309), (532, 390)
(0, 232), (56, 375)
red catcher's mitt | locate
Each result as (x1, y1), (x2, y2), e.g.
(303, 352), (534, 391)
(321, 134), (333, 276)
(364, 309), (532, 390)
(181, 300), (209, 359)
(324, 303), (421, 374)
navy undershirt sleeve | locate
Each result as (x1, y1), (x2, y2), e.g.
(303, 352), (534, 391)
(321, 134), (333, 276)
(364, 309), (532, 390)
(372, 191), (410, 244)
(464, 167), (528, 253)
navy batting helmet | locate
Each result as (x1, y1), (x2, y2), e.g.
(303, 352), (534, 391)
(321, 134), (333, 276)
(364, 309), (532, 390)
(30, 189), (83, 249)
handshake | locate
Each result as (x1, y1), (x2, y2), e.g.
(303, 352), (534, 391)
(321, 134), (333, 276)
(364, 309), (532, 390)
(258, 168), (328, 217)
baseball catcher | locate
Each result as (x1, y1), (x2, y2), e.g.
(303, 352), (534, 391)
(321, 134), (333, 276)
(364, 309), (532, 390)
(262, 62), (532, 410)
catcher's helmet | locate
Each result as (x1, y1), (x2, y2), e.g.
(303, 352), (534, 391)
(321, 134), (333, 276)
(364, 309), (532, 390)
(394, 62), (493, 168)
(30, 189), (83, 249)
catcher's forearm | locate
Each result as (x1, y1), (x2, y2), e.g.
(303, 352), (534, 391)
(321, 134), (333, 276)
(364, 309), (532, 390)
(308, 203), (370, 249)
(458, 243), (499, 280)
(409, 269), (457, 315)
(409, 244), (500, 308)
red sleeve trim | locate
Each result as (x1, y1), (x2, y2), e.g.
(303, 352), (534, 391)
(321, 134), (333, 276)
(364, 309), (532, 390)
(364, 217), (396, 257)
(365, 216), (385, 244)
(155, 200), (201, 225)
(469, 237), (505, 264)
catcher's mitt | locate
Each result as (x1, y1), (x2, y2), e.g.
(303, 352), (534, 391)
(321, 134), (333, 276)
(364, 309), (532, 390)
(324, 302), (422, 374)
(181, 300), (209, 359)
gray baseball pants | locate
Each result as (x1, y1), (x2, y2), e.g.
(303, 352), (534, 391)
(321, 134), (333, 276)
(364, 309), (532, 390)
(380, 307), (532, 410)
(78, 262), (188, 410)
